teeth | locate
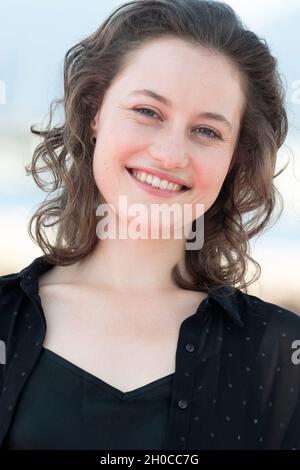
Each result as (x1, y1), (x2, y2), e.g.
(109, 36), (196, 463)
(131, 169), (184, 191)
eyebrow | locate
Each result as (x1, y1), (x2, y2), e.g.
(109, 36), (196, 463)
(129, 88), (232, 132)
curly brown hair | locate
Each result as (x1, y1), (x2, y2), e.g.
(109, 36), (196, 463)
(25, 0), (289, 297)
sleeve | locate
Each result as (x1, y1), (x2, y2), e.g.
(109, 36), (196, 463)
(256, 305), (300, 450)
(280, 390), (300, 450)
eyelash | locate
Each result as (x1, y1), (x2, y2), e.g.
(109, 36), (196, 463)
(133, 107), (221, 141)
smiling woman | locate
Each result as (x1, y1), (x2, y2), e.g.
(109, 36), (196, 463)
(21, 0), (285, 294)
(1, 0), (300, 455)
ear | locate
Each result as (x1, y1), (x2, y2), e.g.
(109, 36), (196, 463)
(90, 109), (100, 134)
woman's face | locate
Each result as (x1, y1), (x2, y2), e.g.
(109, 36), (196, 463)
(91, 37), (246, 236)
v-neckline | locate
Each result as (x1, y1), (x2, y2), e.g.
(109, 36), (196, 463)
(41, 347), (174, 400)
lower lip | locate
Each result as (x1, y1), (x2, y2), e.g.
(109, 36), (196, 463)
(126, 168), (188, 198)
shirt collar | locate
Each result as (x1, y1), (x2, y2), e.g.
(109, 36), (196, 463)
(0, 255), (245, 328)
(208, 285), (245, 328)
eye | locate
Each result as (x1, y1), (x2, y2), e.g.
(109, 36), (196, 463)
(193, 127), (220, 140)
(133, 107), (221, 140)
(134, 107), (159, 119)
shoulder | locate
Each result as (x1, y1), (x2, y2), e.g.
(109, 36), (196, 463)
(0, 272), (25, 356)
(237, 290), (300, 331)
(0, 266), (24, 305)
(0, 255), (47, 329)
(0, 270), (23, 305)
(235, 290), (300, 362)
(213, 286), (300, 336)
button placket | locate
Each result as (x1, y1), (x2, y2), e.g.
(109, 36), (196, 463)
(178, 399), (188, 409)
(185, 343), (196, 353)
(164, 307), (209, 450)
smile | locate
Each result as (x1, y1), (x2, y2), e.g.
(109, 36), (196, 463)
(126, 167), (189, 198)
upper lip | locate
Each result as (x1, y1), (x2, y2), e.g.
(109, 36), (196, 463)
(127, 166), (190, 188)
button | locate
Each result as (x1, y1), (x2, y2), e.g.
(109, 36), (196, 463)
(178, 400), (188, 409)
(185, 343), (195, 353)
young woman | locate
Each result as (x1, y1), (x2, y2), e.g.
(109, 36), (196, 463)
(1, 0), (299, 451)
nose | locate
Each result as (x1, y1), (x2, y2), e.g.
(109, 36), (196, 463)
(150, 137), (189, 169)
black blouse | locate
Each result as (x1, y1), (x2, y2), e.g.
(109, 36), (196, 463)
(1, 255), (300, 450)
(2, 347), (174, 450)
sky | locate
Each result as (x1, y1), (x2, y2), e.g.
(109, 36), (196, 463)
(0, 0), (299, 309)
(0, 0), (299, 132)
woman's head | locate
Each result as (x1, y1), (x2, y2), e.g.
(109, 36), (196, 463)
(27, 0), (288, 294)
(90, 37), (245, 235)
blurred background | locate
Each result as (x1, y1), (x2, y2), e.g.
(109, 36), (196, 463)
(0, 0), (299, 313)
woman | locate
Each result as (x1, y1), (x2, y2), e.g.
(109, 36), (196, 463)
(1, 0), (300, 451)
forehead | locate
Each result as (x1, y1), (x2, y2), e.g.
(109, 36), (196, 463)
(113, 38), (246, 125)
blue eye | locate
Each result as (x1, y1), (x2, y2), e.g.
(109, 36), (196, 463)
(133, 107), (221, 140)
(194, 127), (220, 140)
(134, 107), (158, 119)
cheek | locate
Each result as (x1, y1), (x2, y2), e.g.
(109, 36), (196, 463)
(196, 161), (228, 192)
(92, 149), (114, 197)
(207, 166), (229, 190)
(193, 160), (230, 211)
(103, 116), (143, 151)
(94, 122), (142, 170)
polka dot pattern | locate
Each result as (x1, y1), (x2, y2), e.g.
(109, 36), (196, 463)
(0, 256), (300, 450)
